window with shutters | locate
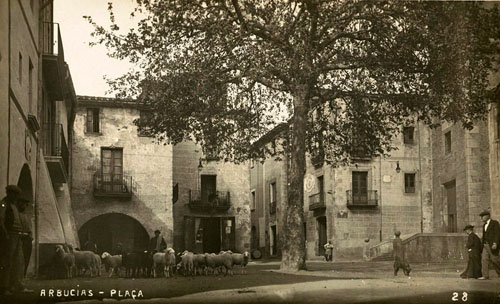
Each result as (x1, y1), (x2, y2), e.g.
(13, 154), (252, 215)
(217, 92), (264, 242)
(403, 127), (414, 144)
(86, 108), (100, 133)
(404, 173), (416, 193)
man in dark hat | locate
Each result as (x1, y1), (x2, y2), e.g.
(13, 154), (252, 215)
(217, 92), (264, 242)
(0, 185), (21, 295)
(460, 225), (482, 279)
(478, 210), (500, 280)
(149, 230), (167, 254)
(0, 185), (32, 294)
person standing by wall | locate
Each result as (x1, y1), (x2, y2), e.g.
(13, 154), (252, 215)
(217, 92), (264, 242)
(460, 224), (482, 279)
(0, 185), (22, 295)
(478, 210), (500, 280)
(0, 185), (32, 294)
(17, 198), (33, 277)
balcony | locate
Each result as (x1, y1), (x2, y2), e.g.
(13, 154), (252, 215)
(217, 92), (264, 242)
(309, 193), (326, 211)
(270, 201), (277, 214)
(346, 190), (378, 209)
(43, 124), (69, 183)
(188, 190), (230, 211)
(42, 22), (69, 102)
(310, 152), (324, 169)
(93, 173), (133, 198)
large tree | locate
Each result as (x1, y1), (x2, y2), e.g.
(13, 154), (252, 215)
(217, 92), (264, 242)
(87, 0), (500, 271)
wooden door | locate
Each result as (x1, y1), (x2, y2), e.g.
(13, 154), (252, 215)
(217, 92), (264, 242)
(317, 216), (327, 256)
(201, 175), (217, 204)
(445, 180), (457, 232)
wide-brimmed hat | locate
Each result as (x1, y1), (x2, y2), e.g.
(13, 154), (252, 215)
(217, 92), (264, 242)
(479, 210), (490, 216)
(5, 185), (22, 194)
(463, 225), (474, 231)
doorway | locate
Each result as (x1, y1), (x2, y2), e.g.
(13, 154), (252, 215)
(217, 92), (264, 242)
(270, 225), (277, 256)
(317, 216), (327, 256)
(445, 180), (457, 232)
(202, 217), (221, 253)
(201, 175), (217, 204)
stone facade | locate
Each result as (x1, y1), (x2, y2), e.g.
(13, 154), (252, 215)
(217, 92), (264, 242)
(249, 155), (287, 258)
(304, 122), (433, 258)
(173, 141), (251, 254)
(72, 96), (173, 254)
(0, 0), (79, 276)
(431, 120), (491, 236)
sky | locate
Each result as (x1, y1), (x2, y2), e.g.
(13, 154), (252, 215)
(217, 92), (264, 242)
(54, 0), (139, 97)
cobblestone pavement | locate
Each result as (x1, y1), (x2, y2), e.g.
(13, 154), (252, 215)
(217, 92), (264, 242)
(1, 260), (499, 304)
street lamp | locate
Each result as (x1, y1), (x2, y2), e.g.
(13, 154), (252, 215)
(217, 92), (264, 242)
(395, 161), (401, 173)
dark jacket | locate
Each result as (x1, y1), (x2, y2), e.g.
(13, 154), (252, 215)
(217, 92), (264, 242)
(467, 232), (482, 256)
(482, 219), (500, 255)
(149, 235), (167, 253)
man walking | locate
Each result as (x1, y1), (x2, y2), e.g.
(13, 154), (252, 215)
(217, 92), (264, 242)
(478, 210), (500, 280)
(18, 198), (33, 277)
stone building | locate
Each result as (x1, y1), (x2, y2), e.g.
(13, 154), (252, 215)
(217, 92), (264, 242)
(250, 123), (434, 259)
(430, 120), (491, 236)
(249, 124), (288, 258)
(304, 122), (433, 258)
(71, 96), (173, 254)
(0, 0), (79, 276)
(173, 141), (251, 254)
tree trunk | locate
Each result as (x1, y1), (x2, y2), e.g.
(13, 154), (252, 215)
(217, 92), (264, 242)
(280, 85), (307, 271)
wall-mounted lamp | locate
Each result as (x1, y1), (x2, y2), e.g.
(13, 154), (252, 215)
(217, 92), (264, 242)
(198, 159), (203, 171)
(395, 161), (401, 173)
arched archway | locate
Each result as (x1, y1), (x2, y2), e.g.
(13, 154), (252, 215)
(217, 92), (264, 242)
(17, 164), (33, 202)
(78, 213), (149, 254)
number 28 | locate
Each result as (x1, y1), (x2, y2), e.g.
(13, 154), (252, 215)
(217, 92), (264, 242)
(452, 292), (468, 302)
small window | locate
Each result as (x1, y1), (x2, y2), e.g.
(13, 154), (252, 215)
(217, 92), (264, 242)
(405, 173), (416, 193)
(251, 190), (256, 211)
(403, 127), (414, 144)
(86, 108), (100, 133)
(444, 131), (451, 154)
(19, 53), (23, 84)
(138, 111), (153, 137)
(269, 182), (277, 214)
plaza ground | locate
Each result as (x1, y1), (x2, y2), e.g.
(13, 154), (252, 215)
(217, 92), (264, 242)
(2, 259), (500, 304)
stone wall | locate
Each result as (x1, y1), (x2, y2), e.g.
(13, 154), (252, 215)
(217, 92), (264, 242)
(72, 99), (173, 248)
(305, 122), (433, 259)
(173, 141), (251, 254)
(431, 121), (490, 235)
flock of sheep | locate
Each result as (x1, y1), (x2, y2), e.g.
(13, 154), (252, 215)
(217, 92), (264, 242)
(54, 245), (250, 279)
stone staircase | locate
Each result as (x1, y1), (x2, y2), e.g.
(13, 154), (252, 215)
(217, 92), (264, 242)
(370, 252), (393, 262)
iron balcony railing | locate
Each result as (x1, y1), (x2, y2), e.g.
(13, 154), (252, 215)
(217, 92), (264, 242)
(93, 173), (133, 198)
(309, 193), (326, 211)
(42, 22), (64, 60)
(346, 190), (378, 207)
(188, 190), (230, 210)
(43, 123), (69, 175)
(270, 201), (277, 214)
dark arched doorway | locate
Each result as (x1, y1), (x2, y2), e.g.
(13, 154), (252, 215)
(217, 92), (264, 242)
(17, 164), (33, 202)
(78, 213), (149, 254)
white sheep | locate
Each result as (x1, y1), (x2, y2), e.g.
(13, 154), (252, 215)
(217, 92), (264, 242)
(93, 253), (102, 277)
(152, 251), (167, 278)
(230, 251), (250, 274)
(180, 251), (194, 276)
(70, 247), (95, 277)
(55, 245), (75, 278)
(101, 252), (122, 277)
(164, 248), (176, 277)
